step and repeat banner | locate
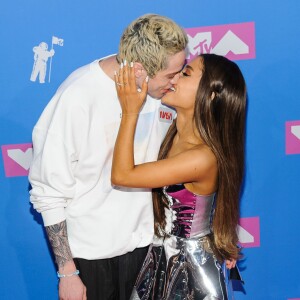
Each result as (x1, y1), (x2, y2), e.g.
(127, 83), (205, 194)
(0, 1), (299, 299)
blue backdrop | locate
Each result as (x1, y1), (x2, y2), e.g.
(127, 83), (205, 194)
(1, 0), (299, 299)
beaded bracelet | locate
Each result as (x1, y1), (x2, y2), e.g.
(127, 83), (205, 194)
(57, 269), (80, 278)
(119, 112), (139, 118)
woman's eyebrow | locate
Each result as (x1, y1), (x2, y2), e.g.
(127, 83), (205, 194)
(185, 65), (193, 71)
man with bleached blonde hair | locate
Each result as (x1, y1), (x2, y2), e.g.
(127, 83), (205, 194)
(118, 14), (187, 77)
(29, 14), (187, 300)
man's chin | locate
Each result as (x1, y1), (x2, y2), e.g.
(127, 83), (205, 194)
(149, 89), (172, 100)
(148, 92), (162, 100)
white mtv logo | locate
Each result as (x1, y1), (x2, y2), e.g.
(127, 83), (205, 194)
(237, 224), (254, 243)
(291, 125), (300, 139)
(7, 148), (33, 170)
(187, 30), (249, 59)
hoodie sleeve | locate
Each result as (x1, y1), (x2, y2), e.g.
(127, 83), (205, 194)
(29, 88), (88, 226)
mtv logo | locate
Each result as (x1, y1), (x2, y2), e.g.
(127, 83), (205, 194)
(237, 217), (260, 248)
(286, 120), (300, 155)
(185, 22), (255, 61)
(1, 143), (33, 177)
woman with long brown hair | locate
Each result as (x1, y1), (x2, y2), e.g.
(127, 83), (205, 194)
(112, 53), (246, 299)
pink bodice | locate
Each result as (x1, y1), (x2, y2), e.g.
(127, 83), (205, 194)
(164, 184), (215, 238)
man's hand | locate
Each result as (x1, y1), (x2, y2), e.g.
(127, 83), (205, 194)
(225, 259), (237, 269)
(45, 221), (86, 299)
(59, 276), (87, 300)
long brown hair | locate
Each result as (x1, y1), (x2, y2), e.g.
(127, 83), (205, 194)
(153, 54), (247, 260)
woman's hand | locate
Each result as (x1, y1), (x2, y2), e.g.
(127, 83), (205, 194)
(114, 61), (148, 115)
(225, 258), (237, 269)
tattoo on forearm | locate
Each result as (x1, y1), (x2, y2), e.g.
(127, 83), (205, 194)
(46, 221), (73, 269)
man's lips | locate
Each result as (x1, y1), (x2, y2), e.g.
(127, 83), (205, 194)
(162, 87), (176, 94)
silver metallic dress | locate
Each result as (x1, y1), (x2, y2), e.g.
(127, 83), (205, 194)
(130, 184), (232, 300)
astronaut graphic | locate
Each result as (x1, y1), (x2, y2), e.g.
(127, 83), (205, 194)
(30, 42), (55, 83)
(30, 36), (63, 84)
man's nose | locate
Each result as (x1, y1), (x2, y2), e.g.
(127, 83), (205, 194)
(170, 73), (180, 85)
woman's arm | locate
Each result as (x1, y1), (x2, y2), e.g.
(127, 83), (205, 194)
(112, 142), (216, 189)
(112, 63), (216, 189)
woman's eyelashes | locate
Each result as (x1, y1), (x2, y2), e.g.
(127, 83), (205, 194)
(181, 70), (190, 77)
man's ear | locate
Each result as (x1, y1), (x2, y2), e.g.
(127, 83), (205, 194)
(133, 62), (146, 79)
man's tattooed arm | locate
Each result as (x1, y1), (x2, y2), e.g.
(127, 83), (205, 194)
(45, 220), (73, 269)
(46, 221), (86, 298)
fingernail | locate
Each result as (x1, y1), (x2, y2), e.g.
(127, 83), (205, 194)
(114, 70), (117, 75)
(120, 62), (123, 68)
(145, 76), (149, 83)
(130, 62), (133, 67)
(124, 59), (127, 66)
